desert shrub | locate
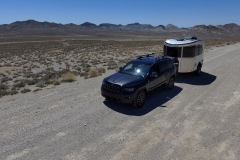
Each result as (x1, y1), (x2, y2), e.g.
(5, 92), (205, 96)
(0, 89), (18, 97)
(0, 83), (9, 90)
(71, 71), (78, 76)
(0, 73), (6, 77)
(13, 72), (19, 76)
(23, 74), (31, 78)
(35, 80), (45, 88)
(76, 67), (81, 71)
(79, 72), (89, 77)
(45, 80), (55, 85)
(0, 90), (9, 97)
(5, 63), (12, 67)
(82, 64), (91, 68)
(53, 81), (60, 86)
(13, 79), (20, 83)
(61, 72), (76, 82)
(57, 69), (69, 75)
(83, 68), (90, 72)
(89, 70), (98, 78)
(5, 70), (11, 75)
(43, 72), (57, 81)
(46, 67), (54, 71)
(32, 64), (39, 69)
(13, 80), (26, 88)
(32, 88), (42, 92)
(27, 79), (38, 85)
(107, 61), (118, 70)
(9, 90), (18, 95)
(20, 88), (31, 93)
(98, 68), (106, 74)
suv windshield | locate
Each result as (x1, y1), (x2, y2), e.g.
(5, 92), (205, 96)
(120, 61), (150, 77)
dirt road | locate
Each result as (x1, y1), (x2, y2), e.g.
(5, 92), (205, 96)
(0, 43), (240, 160)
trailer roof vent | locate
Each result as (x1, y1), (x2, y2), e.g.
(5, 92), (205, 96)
(184, 36), (198, 40)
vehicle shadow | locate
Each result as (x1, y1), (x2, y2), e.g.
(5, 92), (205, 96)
(176, 71), (217, 85)
(103, 86), (182, 116)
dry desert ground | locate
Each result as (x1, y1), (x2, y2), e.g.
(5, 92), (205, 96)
(0, 37), (240, 160)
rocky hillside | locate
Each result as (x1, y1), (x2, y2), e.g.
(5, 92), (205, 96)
(0, 20), (239, 37)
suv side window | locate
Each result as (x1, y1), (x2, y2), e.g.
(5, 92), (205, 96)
(165, 60), (174, 69)
(159, 61), (167, 73)
(151, 63), (160, 75)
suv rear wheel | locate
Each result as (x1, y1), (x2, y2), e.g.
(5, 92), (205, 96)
(165, 76), (175, 90)
(133, 90), (146, 108)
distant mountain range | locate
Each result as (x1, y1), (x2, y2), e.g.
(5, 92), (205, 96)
(0, 20), (240, 37)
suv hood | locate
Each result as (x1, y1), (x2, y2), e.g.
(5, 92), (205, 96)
(105, 72), (144, 86)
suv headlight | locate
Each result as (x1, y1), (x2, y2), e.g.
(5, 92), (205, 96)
(123, 88), (134, 92)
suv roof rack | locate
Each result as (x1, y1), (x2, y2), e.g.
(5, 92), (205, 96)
(138, 53), (155, 59)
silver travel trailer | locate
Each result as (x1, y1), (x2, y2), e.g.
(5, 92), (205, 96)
(163, 37), (204, 74)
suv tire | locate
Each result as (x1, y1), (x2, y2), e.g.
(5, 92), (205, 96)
(133, 90), (146, 108)
(165, 76), (175, 90)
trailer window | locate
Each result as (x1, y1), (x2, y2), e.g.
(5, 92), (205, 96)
(164, 46), (181, 58)
(164, 45), (167, 55)
(196, 45), (203, 56)
(182, 46), (196, 57)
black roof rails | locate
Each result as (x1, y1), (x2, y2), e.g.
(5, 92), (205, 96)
(138, 53), (155, 59)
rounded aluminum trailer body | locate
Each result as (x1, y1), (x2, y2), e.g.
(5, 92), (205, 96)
(164, 38), (204, 73)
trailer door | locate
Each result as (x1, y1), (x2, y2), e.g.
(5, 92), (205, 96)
(180, 46), (196, 72)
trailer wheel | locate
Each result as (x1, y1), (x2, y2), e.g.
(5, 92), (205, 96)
(195, 64), (202, 75)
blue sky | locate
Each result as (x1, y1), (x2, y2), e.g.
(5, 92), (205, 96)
(1, 0), (240, 27)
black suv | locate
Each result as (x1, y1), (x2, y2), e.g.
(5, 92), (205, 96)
(101, 54), (176, 107)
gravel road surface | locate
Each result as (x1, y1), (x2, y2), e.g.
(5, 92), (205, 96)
(0, 43), (240, 160)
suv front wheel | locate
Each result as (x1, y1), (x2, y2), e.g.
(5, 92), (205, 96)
(133, 90), (146, 108)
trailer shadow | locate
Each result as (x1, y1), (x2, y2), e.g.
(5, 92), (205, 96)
(176, 71), (216, 85)
(103, 86), (182, 116)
